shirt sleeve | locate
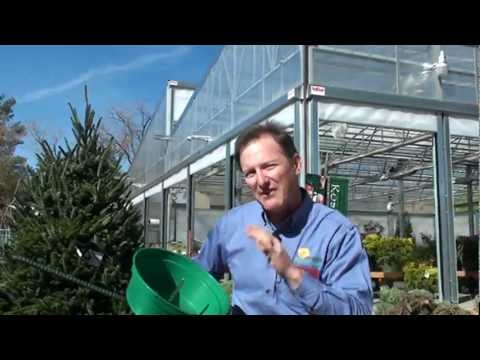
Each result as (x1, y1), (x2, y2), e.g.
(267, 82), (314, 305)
(192, 216), (229, 281)
(290, 226), (373, 315)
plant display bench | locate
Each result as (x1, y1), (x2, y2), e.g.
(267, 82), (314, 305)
(371, 271), (404, 288)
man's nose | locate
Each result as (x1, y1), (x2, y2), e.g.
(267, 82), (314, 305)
(256, 171), (269, 187)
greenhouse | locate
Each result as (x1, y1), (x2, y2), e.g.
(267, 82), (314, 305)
(128, 45), (479, 307)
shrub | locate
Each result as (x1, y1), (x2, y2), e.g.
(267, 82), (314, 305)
(375, 287), (473, 315)
(403, 262), (438, 293)
(363, 235), (414, 271)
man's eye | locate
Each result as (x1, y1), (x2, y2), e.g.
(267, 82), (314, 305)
(266, 164), (276, 170)
(245, 172), (254, 178)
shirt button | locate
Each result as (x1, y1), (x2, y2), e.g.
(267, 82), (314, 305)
(265, 289), (271, 294)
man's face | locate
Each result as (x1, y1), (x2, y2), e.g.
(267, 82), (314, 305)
(240, 134), (302, 217)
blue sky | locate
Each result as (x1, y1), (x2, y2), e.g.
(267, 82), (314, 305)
(0, 45), (223, 167)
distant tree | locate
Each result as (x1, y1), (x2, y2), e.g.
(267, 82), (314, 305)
(0, 95), (27, 227)
(28, 119), (63, 149)
(99, 104), (152, 168)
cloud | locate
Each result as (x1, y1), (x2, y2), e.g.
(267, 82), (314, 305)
(19, 71), (95, 104)
(18, 46), (192, 104)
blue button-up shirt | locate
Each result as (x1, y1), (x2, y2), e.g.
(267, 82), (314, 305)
(193, 189), (373, 315)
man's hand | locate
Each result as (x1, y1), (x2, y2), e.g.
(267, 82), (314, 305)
(246, 225), (304, 289)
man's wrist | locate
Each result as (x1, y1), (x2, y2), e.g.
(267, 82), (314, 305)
(283, 264), (304, 290)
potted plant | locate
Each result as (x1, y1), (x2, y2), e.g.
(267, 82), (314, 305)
(362, 222), (385, 271)
(403, 262), (438, 294)
(363, 234), (414, 272)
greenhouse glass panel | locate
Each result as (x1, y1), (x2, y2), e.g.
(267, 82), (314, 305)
(312, 45), (396, 94)
(193, 160), (227, 254)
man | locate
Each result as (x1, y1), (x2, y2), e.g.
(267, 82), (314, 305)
(305, 181), (325, 204)
(194, 122), (372, 315)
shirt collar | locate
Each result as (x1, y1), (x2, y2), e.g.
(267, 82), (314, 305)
(260, 187), (313, 234)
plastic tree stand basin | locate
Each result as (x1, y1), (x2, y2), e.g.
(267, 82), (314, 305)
(126, 248), (229, 315)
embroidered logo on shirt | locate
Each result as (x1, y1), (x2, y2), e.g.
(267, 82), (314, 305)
(295, 256), (322, 267)
(297, 247), (310, 259)
(293, 254), (322, 279)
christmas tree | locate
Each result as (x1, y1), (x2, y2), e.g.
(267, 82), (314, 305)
(0, 88), (143, 314)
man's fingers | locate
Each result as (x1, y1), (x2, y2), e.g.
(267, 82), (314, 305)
(271, 235), (282, 252)
(246, 225), (271, 242)
(246, 225), (266, 239)
(246, 225), (291, 274)
(246, 225), (274, 252)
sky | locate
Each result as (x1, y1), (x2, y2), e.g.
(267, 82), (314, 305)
(0, 45), (223, 167)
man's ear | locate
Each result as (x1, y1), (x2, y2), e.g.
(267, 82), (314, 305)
(292, 154), (302, 175)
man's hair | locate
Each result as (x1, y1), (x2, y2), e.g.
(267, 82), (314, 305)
(234, 121), (298, 168)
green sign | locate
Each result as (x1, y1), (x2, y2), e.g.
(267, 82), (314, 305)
(328, 176), (349, 216)
(306, 174), (349, 216)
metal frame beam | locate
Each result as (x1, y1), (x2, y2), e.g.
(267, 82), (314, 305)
(398, 180), (405, 238)
(232, 155), (243, 207)
(475, 46), (480, 303)
(309, 87), (478, 118)
(161, 188), (169, 249)
(433, 113), (458, 304)
(186, 168), (194, 257)
(328, 133), (433, 168)
(143, 197), (148, 246)
(466, 165), (475, 237)
(352, 152), (478, 187)
(225, 143), (234, 210)
(308, 98), (320, 174)
(298, 45), (309, 187)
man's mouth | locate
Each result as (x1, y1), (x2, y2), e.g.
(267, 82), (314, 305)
(259, 189), (275, 197)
